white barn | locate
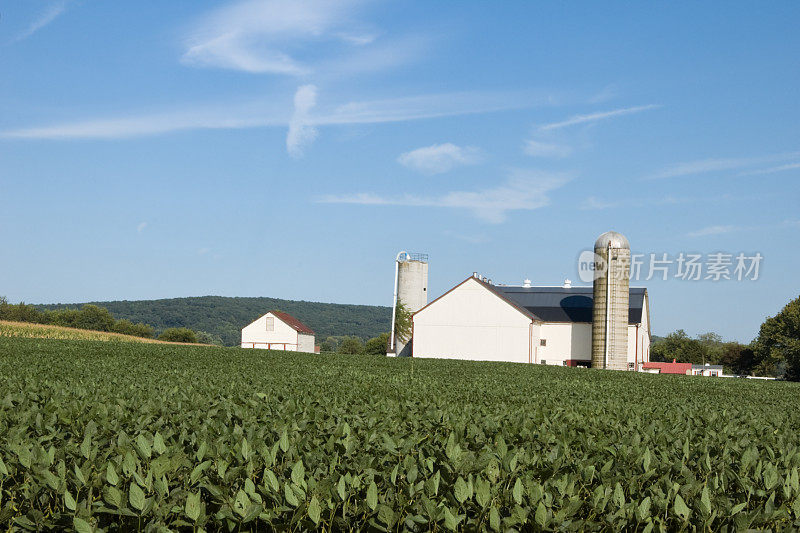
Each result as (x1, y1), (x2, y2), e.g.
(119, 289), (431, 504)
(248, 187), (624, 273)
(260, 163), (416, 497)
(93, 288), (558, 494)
(241, 311), (316, 353)
(412, 276), (651, 369)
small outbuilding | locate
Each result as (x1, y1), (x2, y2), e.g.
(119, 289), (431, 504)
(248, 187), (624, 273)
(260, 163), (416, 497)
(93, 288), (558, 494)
(691, 364), (724, 377)
(241, 311), (315, 353)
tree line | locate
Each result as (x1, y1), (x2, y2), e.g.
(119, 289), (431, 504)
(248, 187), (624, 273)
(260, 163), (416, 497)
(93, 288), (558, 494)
(37, 295), (392, 347)
(319, 302), (412, 355)
(0, 297), (214, 344)
(652, 294), (800, 379)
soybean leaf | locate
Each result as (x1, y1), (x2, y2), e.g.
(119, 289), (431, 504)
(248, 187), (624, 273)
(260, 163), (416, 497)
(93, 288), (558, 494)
(700, 486), (712, 516)
(129, 482), (146, 512)
(73, 517), (93, 533)
(106, 463), (119, 486)
(64, 490), (77, 511)
(513, 478), (523, 505)
(186, 491), (202, 522)
(308, 496), (321, 525)
(535, 502), (547, 527)
(454, 477), (470, 504)
(152, 432), (166, 455)
(674, 493), (690, 520)
(367, 481), (378, 511)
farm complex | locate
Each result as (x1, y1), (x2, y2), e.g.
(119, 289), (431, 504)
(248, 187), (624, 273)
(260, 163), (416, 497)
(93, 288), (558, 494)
(400, 231), (653, 370)
(412, 277), (650, 367)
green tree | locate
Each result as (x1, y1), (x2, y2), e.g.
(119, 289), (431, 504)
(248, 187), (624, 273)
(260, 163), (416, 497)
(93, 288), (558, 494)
(717, 341), (755, 376)
(111, 319), (154, 338)
(696, 332), (725, 363)
(158, 327), (198, 343)
(1, 301), (44, 323)
(319, 337), (337, 353)
(74, 305), (115, 332)
(650, 329), (708, 364)
(754, 295), (800, 380)
(393, 301), (412, 345)
(365, 333), (390, 355)
(44, 308), (81, 328)
(195, 330), (224, 346)
(338, 336), (364, 355)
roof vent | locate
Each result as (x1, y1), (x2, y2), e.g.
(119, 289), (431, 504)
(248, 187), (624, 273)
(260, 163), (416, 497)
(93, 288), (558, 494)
(523, 279), (531, 288)
(563, 279), (572, 288)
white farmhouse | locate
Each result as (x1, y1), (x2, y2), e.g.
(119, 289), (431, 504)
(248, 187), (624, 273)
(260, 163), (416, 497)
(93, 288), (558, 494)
(412, 275), (651, 369)
(241, 311), (316, 353)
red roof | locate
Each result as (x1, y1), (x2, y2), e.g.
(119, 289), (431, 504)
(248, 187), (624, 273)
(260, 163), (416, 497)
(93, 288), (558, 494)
(270, 311), (314, 335)
(641, 361), (691, 375)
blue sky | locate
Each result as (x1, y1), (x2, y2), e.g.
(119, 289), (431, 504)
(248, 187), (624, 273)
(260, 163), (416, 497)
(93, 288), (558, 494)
(1, 1), (798, 342)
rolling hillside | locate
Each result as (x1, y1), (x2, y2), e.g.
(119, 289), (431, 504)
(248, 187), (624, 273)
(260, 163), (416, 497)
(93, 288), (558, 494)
(38, 296), (391, 346)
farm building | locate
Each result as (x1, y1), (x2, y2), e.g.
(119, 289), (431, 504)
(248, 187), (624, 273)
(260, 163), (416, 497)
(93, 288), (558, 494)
(692, 364), (724, 377)
(241, 311), (315, 352)
(642, 361), (724, 377)
(408, 231), (653, 370)
(411, 275), (651, 368)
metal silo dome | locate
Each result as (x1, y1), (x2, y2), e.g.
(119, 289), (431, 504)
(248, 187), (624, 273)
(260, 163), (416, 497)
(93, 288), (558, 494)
(594, 231), (630, 250)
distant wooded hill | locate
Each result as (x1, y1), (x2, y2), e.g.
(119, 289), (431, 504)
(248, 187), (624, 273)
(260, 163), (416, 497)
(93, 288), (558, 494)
(38, 296), (391, 347)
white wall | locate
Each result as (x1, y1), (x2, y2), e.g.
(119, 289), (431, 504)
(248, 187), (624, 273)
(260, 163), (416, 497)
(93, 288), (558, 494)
(297, 333), (315, 354)
(241, 312), (299, 350)
(413, 278), (532, 363)
(626, 293), (651, 367)
(535, 323), (591, 365)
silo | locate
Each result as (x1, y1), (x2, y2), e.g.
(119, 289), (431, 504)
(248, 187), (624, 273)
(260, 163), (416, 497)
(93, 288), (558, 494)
(591, 231), (631, 370)
(389, 251), (428, 357)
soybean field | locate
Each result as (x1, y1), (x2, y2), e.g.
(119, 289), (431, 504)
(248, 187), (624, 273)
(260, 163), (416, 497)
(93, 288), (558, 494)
(1, 337), (799, 531)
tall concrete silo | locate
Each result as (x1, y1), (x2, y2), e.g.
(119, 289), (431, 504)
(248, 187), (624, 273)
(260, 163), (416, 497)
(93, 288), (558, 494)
(591, 231), (631, 370)
(388, 251), (428, 357)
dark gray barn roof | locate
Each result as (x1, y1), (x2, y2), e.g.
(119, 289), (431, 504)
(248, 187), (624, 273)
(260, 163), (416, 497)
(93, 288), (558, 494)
(486, 285), (647, 324)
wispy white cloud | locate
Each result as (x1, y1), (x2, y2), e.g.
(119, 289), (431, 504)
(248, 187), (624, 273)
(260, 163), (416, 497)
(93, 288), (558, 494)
(0, 103), (284, 140)
(538, 104), (660, 131)
(737, 161), (800, 177)
(318, 169), (569, 223)
(646, 151), (800, 180)
(137, 222), (148, 234)
(181, 0), (417, 77)
(397, 143), (482, 174)
(580, 194), (698, 210)
(580, 197), (621, 210)
(182, 0), (350, 74)
(16, 1), (68, 41)
(314, 91), (531, 125)
(687, 225), (737, 237)
(183, 32), (309, 75)
(523, 139), (572, 158)
(0, 90), (538, 141)
(688, 219), (800, 237)
(334, 32), (376, 45)
(286, 85), (318, 157)
(587, 85), (619, 104)
(442, 230), (489, 244)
